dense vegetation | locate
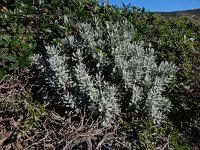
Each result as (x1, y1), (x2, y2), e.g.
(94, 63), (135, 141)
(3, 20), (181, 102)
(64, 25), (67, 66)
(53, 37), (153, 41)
(0, 0), (200, 149)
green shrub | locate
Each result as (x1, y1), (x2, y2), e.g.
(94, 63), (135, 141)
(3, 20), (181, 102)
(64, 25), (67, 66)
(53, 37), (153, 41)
(124, 118), (189, 150)
(0, 0), (99, 79)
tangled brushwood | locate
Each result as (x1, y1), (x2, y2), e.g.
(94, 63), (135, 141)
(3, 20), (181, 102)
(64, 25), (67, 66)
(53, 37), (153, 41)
(30, 18), (177, 126)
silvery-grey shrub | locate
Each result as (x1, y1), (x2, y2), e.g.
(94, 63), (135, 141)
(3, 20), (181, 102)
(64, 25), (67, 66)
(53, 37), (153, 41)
(30, 17), (177, 126)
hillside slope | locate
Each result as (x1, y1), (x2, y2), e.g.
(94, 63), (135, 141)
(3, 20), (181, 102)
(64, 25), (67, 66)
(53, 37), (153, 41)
(154, 8), (200, 20)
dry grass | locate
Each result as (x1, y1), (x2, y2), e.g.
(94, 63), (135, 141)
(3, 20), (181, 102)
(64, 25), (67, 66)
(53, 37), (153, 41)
(0, 68), (131, 150)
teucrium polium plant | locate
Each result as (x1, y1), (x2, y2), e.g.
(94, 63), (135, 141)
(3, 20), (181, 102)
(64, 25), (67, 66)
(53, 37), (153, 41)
(30, 17), (177, 126)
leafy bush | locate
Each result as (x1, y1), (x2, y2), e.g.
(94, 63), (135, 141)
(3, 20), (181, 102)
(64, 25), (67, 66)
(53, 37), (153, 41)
(0, 12), (36, 78)
(0, 0), (100, 79)
(124, 118), (189, 150)
(30, 18), (177, 126)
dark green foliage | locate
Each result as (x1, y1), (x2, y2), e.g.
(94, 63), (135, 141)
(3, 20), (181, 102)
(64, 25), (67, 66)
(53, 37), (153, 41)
(124, 118), (189, 149)
(0, 34), (36, 77)
(0, 0), (99, 79)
